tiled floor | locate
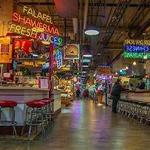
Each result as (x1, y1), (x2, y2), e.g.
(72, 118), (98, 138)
(0, 100), (150, 150)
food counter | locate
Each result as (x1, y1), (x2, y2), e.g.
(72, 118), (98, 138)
(0, 87), (61, 125)
(121, 90), (150, 103)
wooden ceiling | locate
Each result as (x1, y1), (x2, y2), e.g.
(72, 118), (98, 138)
(15, 0), (150, 64)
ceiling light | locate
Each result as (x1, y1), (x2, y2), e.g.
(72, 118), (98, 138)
(125, 66), (128, 70)
(82, 65), (89, 67)
(84, 29), (99, 36)
(82, 59), (91, 63)
(133, 61), (136, 66)
(83, 54), (93, 58)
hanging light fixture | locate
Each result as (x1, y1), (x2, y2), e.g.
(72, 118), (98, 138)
(125, 66), (129, 70)
(133, 61), (136, 66)
(83, 54), (93, 58)
(84, 26), (99, 36)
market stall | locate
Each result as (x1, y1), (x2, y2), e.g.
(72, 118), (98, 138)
(0, 5), (63, 130)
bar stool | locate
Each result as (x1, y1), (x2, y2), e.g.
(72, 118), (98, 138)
(145, 103), (150, 125)
(41, 98), (52, 122)
(0, 100), (17, 136)
(23, 100), (47, 139)
(137, 102), (148, 123)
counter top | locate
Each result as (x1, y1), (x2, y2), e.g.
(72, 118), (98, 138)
(121, 90), (150, 103)
(0, 86), (49, 91)
(122, 90), (150, 93)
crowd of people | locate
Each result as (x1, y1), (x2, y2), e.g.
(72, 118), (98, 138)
(75, 78), (146, 114)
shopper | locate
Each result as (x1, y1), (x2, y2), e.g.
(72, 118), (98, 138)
(76, 89), (81, 98)
(111, 79), (123, 113)
(83, 89), (89, 98)
(138, 80), (145, 90)
(97, 83), (104, 104)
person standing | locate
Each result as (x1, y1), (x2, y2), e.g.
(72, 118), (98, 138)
(97, 83), (104, 104)
(76, 88), (81, 98)
(111, 79), (123, 113)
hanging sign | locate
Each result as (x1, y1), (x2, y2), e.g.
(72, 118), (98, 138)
(123, 39), (150, 59)
(9, 6), (60, 40)
(64, 44), (80, 59)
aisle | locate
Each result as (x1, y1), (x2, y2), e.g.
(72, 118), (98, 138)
(0, 100), (150, 150)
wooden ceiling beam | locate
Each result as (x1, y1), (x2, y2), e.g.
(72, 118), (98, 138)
(17, 2), (150, 8)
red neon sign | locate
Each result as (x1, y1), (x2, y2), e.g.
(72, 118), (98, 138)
(12, 12), (60, 36)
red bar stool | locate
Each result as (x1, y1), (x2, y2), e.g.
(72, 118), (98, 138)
(41, 98), (53, 123)
(0, 100), (17, 136)
(22, 100), (47, 139)
(42, 98), (54, 121)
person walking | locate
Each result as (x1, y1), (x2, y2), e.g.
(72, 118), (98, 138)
(111, 79), (123, 113)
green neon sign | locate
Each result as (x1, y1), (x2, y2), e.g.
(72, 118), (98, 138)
(123, 52), (150, 59)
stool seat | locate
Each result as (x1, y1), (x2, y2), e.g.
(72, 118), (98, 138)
(27, 101), (45, 108)
(0, 100), (17, 107)
(42, 99), (52, 104)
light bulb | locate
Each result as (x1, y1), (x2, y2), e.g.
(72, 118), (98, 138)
(126, 66), (129, 70)
(133, 61), (136, 66)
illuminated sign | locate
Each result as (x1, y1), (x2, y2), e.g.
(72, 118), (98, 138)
(22, 6), (53, 24)
(55, 50), (63, 69)
(123, 39), (150, 59)
(22, 61), (45, 67)
(123, 52), (150, 59)
(38, 33), (63, 46)
(9, 5), (61, 42)
(124, 39), (150, 45)
(124, 45), (150, 53)
(12, 12), (59, 36)
(64, 44), (80, 59)
(0, 37), (12, 63)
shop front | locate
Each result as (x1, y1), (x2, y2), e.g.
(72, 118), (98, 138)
(0, 5), (63, 136)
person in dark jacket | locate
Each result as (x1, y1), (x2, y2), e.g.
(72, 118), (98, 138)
(76, 89), (81, 98)
(111, 79), (123, 113)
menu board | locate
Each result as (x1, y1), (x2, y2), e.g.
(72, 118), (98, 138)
(39, 78), (49, 89)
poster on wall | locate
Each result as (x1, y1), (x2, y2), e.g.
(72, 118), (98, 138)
(63, 44), (80, 59)
(0, 37), (12, 63)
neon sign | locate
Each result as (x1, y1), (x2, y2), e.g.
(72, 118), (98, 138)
(55, 50), (63, 69)
(12, 12), (59, 36)
(123, 39), (150, 59)
(38, 33), (63, 46)
(124, 39), (150, 46)
(23, 6), (53, 24)
(9, 5), (61, 42)
(123, 52), (150, 59)
(9, 23), (38, 39)
(124, 45), (150, 53)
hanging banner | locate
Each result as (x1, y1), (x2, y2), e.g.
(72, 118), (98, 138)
(0, 37), (12, 63)
(64, 44), (80, 59)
